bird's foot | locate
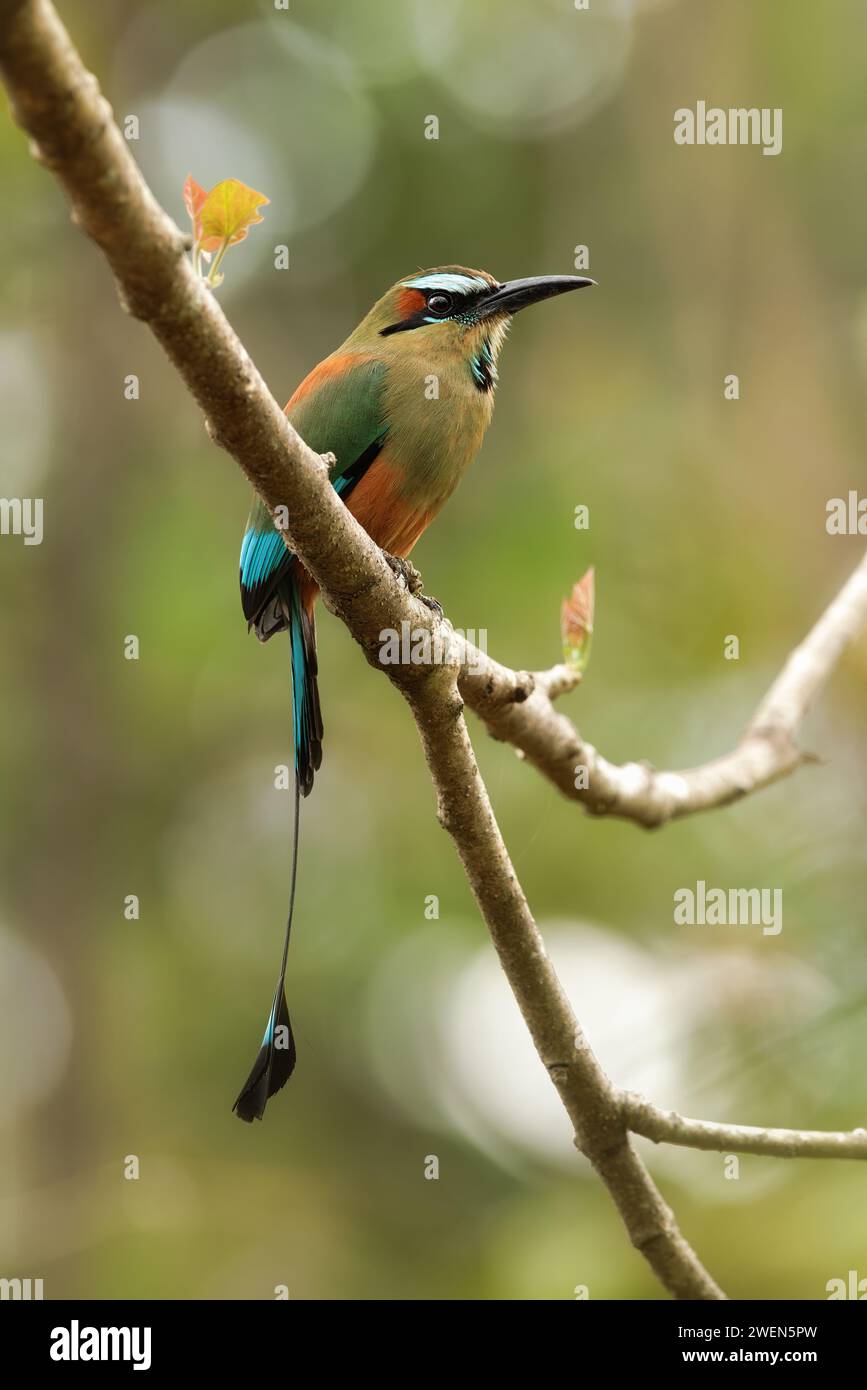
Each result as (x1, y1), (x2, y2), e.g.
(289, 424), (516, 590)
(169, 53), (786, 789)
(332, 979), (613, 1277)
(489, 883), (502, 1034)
(382, 551), (424, 594)
(382, 551), (443, 616)
(418, 592), (444, 617)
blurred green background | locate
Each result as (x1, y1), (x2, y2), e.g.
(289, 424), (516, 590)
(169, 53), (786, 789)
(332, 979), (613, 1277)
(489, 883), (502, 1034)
(1, 0), (866, 1300)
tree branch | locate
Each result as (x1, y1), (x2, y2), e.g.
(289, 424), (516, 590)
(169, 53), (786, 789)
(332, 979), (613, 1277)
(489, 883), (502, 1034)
(455, 549), (867, 827)
(4, 0), (863, 1303)
(402, 667), (724, 1298)
(0, 0), (418, 661)
(622, 1093), (867, 1161)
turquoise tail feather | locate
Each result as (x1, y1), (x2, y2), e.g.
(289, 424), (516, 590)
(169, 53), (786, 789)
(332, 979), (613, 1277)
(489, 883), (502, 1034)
(239, 518), (323, 794)
(287, 581), (323, 799)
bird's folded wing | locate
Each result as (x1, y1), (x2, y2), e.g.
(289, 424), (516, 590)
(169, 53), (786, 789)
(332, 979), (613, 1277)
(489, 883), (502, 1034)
(240, 355), (388, 623)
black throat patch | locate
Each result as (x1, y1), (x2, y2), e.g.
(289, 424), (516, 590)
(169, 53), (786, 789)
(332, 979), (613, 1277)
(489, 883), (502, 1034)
(469, 337), (497, 393)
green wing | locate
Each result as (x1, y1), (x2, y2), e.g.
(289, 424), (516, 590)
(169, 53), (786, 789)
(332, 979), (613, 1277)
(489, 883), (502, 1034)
(289, 356), (388, 485)
(240, 357), (387, 625)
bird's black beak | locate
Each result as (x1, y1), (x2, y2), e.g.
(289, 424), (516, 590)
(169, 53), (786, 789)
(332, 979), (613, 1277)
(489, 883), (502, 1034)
(474, 274), (594, 321)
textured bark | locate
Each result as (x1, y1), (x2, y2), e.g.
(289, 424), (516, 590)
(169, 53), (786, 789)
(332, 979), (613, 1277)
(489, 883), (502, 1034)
(4, 0), (866, 1304)
(455, 550), (867, 827)
(623, 1095), (867, 1160)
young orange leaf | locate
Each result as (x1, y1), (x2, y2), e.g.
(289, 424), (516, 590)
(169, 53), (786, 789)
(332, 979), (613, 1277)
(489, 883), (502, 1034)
(197, 178), (269, 252)
(183, 173), (207, 222)
(183, 174), (214, 265)
(561, 566), (595, 673)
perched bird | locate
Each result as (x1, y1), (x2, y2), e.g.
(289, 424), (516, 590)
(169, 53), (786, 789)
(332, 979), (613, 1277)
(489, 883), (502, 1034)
(233, 265), (593, 1120)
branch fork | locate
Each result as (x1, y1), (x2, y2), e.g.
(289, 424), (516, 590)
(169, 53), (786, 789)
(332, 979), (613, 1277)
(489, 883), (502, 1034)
(3, 0), (866, 1301)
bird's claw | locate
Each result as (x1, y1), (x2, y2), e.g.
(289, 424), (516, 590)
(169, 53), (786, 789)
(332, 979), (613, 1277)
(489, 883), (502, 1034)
(382, 551), (423, 593)
(382, 551), (443, 615)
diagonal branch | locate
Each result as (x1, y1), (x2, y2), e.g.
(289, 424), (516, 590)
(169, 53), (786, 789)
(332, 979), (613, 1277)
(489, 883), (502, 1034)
(0, 0), (727, 1299)
(402, 666), (724, 1298)
(4, 0), (863, 1302)
(455, 549), (867, 827)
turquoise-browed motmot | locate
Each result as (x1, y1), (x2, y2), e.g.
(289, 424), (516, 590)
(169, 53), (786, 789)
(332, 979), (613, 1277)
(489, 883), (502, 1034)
(234, 265), (592, 1120)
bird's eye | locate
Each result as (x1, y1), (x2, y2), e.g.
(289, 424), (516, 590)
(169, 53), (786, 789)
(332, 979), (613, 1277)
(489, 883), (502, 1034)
(426, 292), (453, 316)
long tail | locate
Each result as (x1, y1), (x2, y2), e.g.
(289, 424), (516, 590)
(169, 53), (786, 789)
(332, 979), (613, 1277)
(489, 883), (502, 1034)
(233, 580), (322, 1122)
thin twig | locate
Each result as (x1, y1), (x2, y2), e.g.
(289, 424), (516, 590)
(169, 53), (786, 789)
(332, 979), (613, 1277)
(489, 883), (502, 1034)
(455, 551), (867, 827)
(623, 1093), (867, 1160)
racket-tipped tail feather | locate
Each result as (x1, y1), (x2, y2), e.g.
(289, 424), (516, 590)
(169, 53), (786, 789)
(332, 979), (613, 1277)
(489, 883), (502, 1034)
(233, 988), (296, 1122)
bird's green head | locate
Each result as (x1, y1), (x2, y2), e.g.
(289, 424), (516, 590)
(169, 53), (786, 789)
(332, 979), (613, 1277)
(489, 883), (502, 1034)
(373, 265), (593, 337)
(350, 265), (593, 387)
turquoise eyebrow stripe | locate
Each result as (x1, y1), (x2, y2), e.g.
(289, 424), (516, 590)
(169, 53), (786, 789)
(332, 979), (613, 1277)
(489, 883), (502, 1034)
(402, 272), (489, 294)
